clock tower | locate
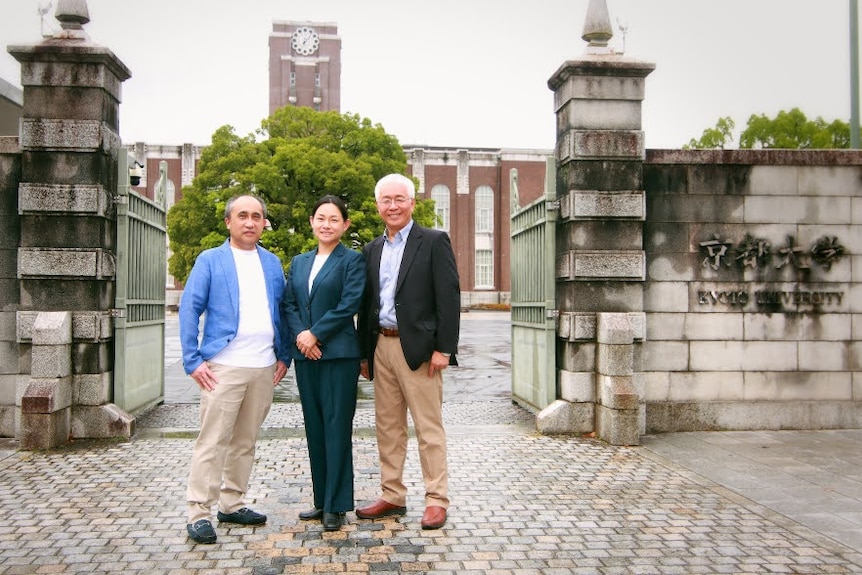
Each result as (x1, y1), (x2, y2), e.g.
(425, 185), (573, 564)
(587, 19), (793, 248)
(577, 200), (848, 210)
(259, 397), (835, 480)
(269, 21), (341, 115)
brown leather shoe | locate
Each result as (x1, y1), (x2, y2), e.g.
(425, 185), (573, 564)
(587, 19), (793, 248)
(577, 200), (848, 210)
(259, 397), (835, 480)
(355, 499), (407, 519)
(420, 505), (447, 530)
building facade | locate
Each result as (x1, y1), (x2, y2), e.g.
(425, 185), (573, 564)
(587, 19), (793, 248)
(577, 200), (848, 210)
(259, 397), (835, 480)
(269, 21), (341, 114)
(124, 142), (552, 307)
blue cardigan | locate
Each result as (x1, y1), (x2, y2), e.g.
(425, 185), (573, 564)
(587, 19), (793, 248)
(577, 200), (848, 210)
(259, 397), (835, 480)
(179, 240), (289, 374)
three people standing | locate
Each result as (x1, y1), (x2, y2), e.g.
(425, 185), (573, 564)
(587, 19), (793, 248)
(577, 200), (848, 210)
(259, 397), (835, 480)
(180, 174), (460, 542)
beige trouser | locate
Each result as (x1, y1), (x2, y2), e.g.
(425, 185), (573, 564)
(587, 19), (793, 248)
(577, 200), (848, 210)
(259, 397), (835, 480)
(373, 335), (449, 509)
(186, 362), (275, 523)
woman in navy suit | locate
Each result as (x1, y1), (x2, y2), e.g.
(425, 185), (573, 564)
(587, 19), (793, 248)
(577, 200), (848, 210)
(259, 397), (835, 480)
(282, 195), (365, 531)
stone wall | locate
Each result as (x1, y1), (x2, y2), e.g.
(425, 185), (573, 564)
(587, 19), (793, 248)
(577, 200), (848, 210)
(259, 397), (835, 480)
(0, 137), (21, 436)
(643, 149), (862, 432)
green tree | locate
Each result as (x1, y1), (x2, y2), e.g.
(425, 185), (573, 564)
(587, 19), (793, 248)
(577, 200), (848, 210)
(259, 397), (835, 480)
(167, 106), (436, 282)
(684, 108), (852, 150)
(683, 116), (735, 150)
(739, 108), (850, 149)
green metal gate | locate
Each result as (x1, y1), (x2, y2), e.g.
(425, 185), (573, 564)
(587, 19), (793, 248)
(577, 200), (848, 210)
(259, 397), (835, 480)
(113, 153), (166, 415)
(510, 157), (558, 412)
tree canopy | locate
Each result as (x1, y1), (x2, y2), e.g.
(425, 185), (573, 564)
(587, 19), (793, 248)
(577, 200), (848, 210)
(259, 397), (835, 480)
(684, 108), (852, 150)
(166, 106), (436, 282)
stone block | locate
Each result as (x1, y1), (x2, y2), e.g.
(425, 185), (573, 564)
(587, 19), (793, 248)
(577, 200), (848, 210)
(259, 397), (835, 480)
(644, 282), (689, 313)
(642, 341), (689, 371)
(854, 196), (862, 224)
(559, 370), (595, 402)
(74, 372), (111, 405)
(18, 248), (115, 279)
(558, 341), (596, 373)
(798, 166), (862, 196)
(71, 404), (134, 439)
(20, 376), (72, 413)
(32, 311), (72, 345)
(18, 183), (108, 215)
(597, 343), (634, 376)
(552, 71), (648, 103)
(647, 253), (697, 282)
(564, 190), (645, 219)
(690, 341), (797, 371)
(0, 405), (14, 437)
(648, 194), (744, 224)
(31, 344), (71, 378)
(0, 341), (17, 375)
(667, 371), (744, 401)
(557, 250), (644, 280)
(597, 374), (638, 409)
(0, 373), (15, 403)
(743, 371), (852, 401)
(557, 281), (643, 313)
(560, 220), (643, 250)
(595, 405), (639, 445)
(799, 341), (850, 372)
(20, 118), (121, 152)
(19, 408), (70, 449)
(683, 313), (743, 340)
(72, 311), (112, 342)
(744, 196), (851, 225)
(557, 99), (644, 131)
(645, 222), (692, 253)
(597, 313), (634, 344)
(558, 129), (645, 161)
(647, 312), (685, 340)
(747, 165), (799, 196)
(643, 371), (669, 401)
(745, 313), (851, 341)
(854, 372), (862, 400)
(536, 399), (594, 435)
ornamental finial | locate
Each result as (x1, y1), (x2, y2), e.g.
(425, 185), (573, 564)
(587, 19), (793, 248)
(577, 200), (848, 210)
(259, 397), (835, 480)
(582, 0), (613, 53)
(54, 0), (90, 39)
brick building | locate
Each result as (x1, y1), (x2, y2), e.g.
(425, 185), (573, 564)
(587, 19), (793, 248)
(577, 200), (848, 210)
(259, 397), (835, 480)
(269, 21), (341, 114)
(125, 142), (551, 307)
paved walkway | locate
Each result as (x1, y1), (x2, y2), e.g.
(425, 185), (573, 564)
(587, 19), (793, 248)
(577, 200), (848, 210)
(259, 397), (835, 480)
(1, 311), (861, 574)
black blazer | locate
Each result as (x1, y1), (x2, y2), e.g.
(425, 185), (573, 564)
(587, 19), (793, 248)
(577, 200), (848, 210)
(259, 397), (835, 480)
(359, 223), (461, 378)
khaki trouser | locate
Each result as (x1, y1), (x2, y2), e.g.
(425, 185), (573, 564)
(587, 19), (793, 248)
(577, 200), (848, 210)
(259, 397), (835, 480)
(186, 362), (275, 523)
(372, 335), (449, 509)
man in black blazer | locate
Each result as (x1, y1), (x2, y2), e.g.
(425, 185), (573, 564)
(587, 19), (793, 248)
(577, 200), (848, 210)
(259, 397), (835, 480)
(357, 173), (460, 530)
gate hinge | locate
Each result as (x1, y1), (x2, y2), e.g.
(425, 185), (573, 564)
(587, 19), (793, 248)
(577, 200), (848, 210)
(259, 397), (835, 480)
(547, 200), (560, 211)
(110, 308), (126, 318)
(546, 309), (559, 319)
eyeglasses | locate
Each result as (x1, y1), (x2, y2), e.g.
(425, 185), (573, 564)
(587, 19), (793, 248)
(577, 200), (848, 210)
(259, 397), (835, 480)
(377, 196), (412, 207)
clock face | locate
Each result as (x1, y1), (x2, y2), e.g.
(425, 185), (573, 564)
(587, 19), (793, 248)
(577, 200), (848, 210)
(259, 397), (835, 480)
(291, 26), (319, 56)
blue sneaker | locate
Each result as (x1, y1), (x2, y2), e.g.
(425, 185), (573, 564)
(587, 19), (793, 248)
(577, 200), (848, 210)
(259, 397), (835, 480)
(186, 519), (217, 544)
(216, 507), (267, 525)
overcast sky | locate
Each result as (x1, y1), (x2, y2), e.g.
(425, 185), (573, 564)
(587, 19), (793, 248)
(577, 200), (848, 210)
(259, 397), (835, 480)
(0, 0), (854, 150)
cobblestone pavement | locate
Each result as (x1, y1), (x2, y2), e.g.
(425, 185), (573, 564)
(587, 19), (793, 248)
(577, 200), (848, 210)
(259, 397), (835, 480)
(1, 312), (861, 574)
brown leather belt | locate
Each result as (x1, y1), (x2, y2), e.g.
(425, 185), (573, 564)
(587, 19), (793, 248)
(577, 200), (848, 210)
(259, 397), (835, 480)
(379, 326), (400, 337)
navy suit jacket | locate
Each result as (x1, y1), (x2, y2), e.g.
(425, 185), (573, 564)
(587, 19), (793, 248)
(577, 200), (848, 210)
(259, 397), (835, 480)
(282, 243), (365, 362)
(358, 223), (460, 377)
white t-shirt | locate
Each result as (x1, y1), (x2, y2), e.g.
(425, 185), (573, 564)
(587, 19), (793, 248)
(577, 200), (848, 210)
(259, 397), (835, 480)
(210, 246), (276, 368)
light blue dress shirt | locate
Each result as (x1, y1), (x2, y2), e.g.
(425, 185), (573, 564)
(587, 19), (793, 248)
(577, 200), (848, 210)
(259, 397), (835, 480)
(378, 219), (414, 328)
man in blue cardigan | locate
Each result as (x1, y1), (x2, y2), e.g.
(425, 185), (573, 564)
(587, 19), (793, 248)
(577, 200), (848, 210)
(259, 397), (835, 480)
(179, 195), (289, 544)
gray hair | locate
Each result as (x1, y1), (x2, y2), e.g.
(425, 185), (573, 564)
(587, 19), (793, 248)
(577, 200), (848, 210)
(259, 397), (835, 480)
(374, 174), (415, 200)
(224, 195), (267, 219)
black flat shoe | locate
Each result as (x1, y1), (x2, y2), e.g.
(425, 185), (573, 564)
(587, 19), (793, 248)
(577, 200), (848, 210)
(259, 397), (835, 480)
(216, 507), (267, 525)
(322, 511), (344, 531)
(299, 507), (323, 520)
(186, 519), (217, 544)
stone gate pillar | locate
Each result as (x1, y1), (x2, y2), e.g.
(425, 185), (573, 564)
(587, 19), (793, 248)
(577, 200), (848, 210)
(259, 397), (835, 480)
(540, 0), (654, 445)
(9, 1), (134, 448)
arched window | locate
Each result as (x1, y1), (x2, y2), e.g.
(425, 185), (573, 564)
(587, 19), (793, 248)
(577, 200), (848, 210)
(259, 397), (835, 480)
(430, 184), (450, 231)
